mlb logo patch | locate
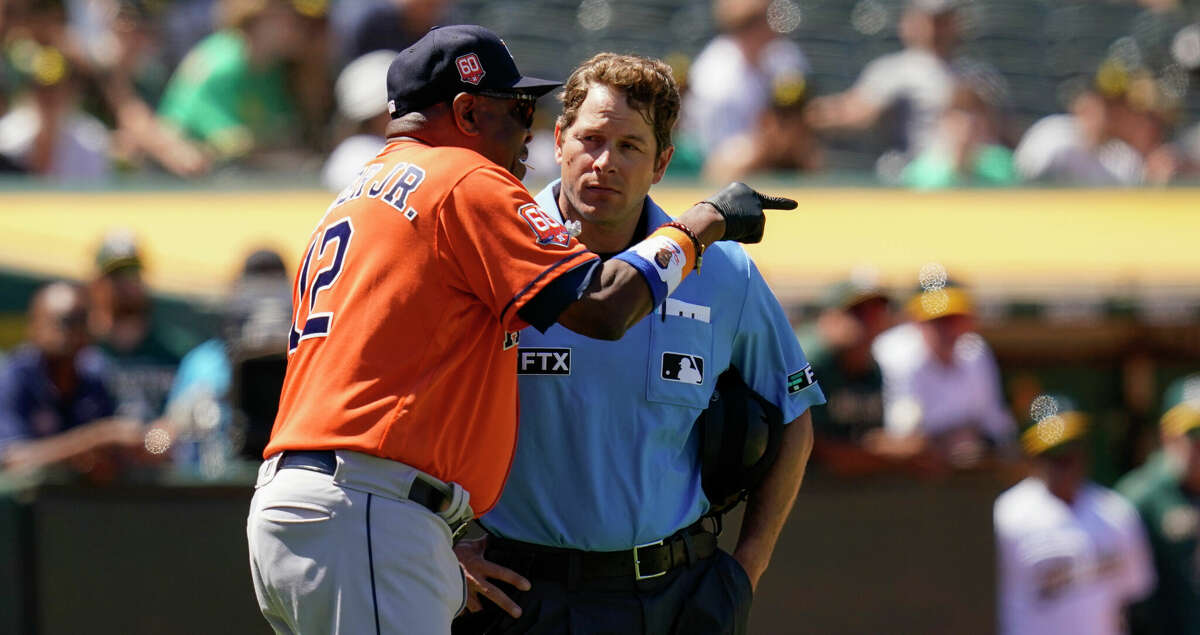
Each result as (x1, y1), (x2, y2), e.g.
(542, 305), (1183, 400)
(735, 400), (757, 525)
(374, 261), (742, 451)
(518, 204), (571, 248)
(456, 53), (485, 85)
(662, 352), (704, 385)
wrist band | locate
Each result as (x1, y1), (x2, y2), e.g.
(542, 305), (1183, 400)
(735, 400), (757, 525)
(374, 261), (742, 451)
(663, 221), (705, 272)
(613, 226), (697, 308)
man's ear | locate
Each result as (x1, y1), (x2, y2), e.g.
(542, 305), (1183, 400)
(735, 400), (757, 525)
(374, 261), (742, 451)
(553, 122), (564, 165)
(451, 93), (480, 136)
(651, 145), (675, 184)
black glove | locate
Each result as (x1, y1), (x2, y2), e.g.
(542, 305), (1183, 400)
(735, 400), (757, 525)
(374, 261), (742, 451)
(702, 182), (798, 244)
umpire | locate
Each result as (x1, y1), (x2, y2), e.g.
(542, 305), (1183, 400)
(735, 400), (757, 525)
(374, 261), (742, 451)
(452, 53), (825, 635)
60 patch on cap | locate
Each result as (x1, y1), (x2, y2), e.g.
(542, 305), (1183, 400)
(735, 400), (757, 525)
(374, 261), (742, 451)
(788, 365), (815, 394)
(385, 24), (561, 116)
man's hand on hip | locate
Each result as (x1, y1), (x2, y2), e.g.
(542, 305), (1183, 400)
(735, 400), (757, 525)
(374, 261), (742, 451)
(454, 535), (531, 618)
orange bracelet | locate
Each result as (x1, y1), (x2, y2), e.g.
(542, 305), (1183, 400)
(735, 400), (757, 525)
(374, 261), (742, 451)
(663, 221), (704, 272)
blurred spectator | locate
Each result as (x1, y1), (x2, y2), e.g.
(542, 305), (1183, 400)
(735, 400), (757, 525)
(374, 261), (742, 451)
(321, 49), (395, 191)
(69, 0), (211, 177)
(157, 0), (325, 167)
(1102, 65), (1184, 185)
(0, 281), (146, 478)
(1118, 374), (1200, 635)
(995, 395), (1155, 635)
(1178, 121), (1200, 179)
(900, 75), (1017, 189)
(1015, 62), (1181, 186)
(88, 229), (193, 423)
(341, 0), (450, 65)
(701, 71), (824, 182)
(806, 0), (960, 162)
(159, 0), (220, 70)
(164, 248), (291, 477)
(872, 278), (1016, 470)
(681, 0), (809, 167)
(802, 277), (895, 476)
(1014, 84), (1134, 185)
(0, 32), (110, 179)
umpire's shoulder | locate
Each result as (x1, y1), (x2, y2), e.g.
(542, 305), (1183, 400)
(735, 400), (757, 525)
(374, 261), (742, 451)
(698, 241), (755, 284)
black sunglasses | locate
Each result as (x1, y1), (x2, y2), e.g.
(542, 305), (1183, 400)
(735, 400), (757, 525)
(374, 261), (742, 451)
(472, 90), (537, 129)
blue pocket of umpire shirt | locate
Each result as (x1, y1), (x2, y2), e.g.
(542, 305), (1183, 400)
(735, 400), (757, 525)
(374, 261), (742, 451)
(647, 313), (714, 409)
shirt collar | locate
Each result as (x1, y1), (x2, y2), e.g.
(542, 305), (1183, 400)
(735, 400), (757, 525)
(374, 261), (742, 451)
(535, 178), (669, 247)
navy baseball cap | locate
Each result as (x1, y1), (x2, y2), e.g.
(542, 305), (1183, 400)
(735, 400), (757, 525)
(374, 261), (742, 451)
(386, 25), (561, 117)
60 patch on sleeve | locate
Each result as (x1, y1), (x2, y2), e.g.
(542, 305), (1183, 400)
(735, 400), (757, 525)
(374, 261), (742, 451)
(788, 365), (816, 394)
(518, 204), (571, 248)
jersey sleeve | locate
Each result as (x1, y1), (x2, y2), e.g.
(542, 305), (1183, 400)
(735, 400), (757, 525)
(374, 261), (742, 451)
(437, 165), (599, 331)
(852, 55), (902, 108)
(158, 51), (250, 154)
(1111, 494), (1156, 603)
(972, 341), (1018, 446)
(728, 248), (826, 423)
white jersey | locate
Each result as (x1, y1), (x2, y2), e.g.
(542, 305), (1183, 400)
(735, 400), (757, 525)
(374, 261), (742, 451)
(1013, 114), (1144, 185)
(873, 324), (1015, 444)
(683, 35), (809, 154)
(0, 100), (110, 180)
(994, 478), (1155, 635)
(851, 48), (954, 154)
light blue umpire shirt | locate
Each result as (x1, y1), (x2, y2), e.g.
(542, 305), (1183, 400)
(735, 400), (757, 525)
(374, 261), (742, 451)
(480, 180), (826, 551)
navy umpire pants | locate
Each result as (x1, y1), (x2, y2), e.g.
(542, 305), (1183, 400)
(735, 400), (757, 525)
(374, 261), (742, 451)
(451, 547), (752, 635)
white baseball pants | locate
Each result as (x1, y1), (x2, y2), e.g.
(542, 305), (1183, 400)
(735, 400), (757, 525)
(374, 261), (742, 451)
(247, 451), (466, 634)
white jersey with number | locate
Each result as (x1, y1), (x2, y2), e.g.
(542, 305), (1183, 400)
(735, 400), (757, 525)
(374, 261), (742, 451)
(994, 478), (1155, 635)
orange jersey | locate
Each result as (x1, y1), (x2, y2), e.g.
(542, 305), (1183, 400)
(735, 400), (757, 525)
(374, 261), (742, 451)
(265, 139), (598, 513)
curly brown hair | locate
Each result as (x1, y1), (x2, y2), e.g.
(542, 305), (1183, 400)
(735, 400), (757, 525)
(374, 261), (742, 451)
(557, 53), (680, 156)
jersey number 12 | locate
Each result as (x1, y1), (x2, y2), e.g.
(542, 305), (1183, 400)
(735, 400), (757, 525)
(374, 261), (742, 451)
(288, 217), (354, 354)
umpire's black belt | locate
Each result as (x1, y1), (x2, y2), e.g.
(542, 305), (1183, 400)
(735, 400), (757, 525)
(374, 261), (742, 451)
(484, 522), (717, 589)
(278, 450), (447, 516)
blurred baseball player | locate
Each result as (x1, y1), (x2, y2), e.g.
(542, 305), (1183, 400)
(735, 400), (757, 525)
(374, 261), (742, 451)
(452, 53), (824, 635)
(245, 25), (797, 634)
(995, 395), (1154, 635)
(1118, 374), (1200, 635)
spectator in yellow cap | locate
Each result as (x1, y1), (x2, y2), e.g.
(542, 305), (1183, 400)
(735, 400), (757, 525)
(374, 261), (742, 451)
(871, 276), (1015, 470)
(0, 37), (111, 179)
(1118, 373), (1200, 635)
(996, 395), (1154, 635)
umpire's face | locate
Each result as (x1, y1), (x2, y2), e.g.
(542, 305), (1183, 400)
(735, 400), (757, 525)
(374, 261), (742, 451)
(555, 83), (673, 232)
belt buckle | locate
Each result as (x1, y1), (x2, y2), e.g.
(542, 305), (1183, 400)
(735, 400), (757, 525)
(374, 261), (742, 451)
(633, 539), (666, 581)
(450, 519), (471, 542)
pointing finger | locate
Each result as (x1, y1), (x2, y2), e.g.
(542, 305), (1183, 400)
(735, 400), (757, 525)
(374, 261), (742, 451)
(757, 193), (798, 210)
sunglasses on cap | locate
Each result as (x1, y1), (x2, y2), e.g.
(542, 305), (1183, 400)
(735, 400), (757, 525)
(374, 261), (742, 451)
(471, 90), (537, 129)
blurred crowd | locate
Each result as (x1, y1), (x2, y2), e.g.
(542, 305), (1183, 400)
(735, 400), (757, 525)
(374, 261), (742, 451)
(798, 265), (1200, 634)
(0, 230), (292, 483)
(1, 0), (1199, 186)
